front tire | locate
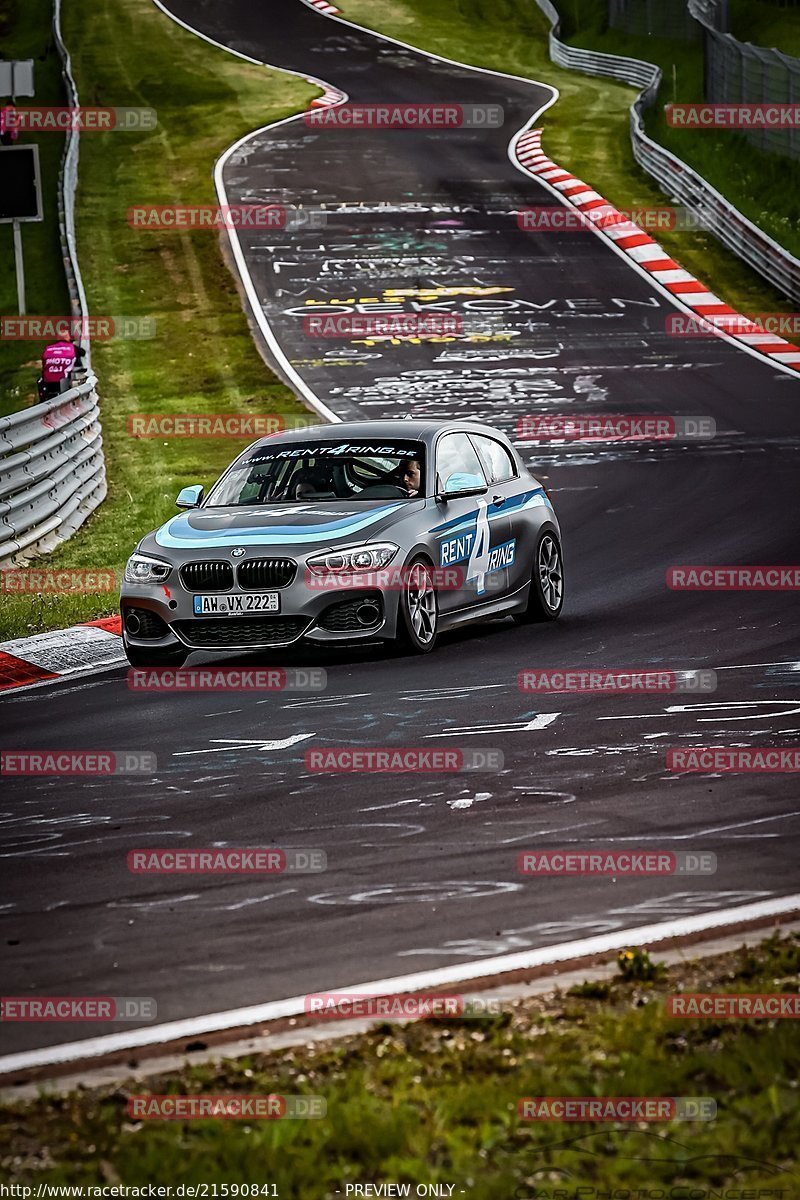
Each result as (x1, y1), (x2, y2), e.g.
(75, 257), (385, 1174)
(513, 530), (564, 623)
(395, 557), (439, 654)
(123, 636), (189, 668)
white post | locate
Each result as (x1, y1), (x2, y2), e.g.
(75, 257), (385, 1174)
(12, 219), (26, 315)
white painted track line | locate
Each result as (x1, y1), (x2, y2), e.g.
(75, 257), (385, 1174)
(2, 893), (798, 1077)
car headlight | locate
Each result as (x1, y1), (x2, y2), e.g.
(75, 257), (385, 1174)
(124, 553), (173, 584)
(306, 542), (399, 575)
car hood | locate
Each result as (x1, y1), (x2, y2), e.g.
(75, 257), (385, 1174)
(151, 499), (424, 552)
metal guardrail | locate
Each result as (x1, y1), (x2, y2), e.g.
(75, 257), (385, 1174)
(0, 376), (107, 565)
(532, 0), (800, 303)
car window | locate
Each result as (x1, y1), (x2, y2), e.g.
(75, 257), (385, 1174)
(435, 433), (487, 493)
(469, 434), (518, 484)
(204, 440), (426, 505)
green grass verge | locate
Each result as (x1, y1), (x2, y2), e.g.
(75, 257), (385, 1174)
(341, 0), (800, 265)
(2, 933), (798, 1190)
(0, 0), (317, 642)
(0, 0), (72, 414)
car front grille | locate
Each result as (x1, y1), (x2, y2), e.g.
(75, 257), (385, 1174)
(180, 561), (234, 592)
(317, 595), (384, 633)
(174, 617), (308, 648)
(237, 558), (296, 589)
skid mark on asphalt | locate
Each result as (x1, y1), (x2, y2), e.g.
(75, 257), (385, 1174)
(108, 894), (200, 910)
(278, 821), (427, 847)
(308, 880), (522, 905)
(495, 819), (606, 846)
(511, 787), (576, 804)
(106, 888), (299, 914)
(0, 822), (192, 860)
(283, 692), (371, 707)
(651, 811), (800, 839)
(359, 798), (433, 811)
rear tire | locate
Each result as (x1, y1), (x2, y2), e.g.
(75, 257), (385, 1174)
(123, 637), (189, 668)
(395, 557), (439, 654)
(513, 530), (564, 624)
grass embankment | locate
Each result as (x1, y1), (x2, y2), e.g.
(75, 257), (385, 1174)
(0, 0), (316, 641)
(0, 0), (72, 413)
(1, 933), (798, 1191)
(342, 0), (800, 263)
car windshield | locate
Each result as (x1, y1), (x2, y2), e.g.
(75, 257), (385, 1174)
(204, 439), (426, 506)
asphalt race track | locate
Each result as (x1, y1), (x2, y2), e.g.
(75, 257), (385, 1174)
(1, 0), (799, 1061)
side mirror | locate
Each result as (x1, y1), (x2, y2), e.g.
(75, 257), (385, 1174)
(437, 472), (488, 502)
(176, 484), (204, 509)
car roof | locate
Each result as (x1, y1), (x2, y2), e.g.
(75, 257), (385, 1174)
(248, 418), (508, 451)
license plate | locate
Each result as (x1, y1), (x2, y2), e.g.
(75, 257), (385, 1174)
(193, 593), (279, 615)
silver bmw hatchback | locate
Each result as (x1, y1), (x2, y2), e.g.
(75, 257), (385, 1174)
(120, 419), (564, 665)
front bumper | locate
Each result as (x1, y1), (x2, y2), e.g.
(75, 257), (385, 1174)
(120, 568), (403, 652)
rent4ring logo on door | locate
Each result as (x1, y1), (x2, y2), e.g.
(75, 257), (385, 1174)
(438, 501), (516, 594)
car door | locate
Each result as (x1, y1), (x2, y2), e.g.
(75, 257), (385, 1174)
(467, 432), (526, 599)
(431, 431), (511, 614)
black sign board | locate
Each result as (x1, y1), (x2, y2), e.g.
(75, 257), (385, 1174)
(0, 144), (43, 222)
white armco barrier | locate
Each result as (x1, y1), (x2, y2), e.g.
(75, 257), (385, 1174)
(0, 376), (106, 566)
